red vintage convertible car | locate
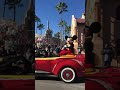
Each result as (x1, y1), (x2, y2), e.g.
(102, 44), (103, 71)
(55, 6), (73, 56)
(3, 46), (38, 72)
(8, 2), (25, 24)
(35, 54), (85, 83)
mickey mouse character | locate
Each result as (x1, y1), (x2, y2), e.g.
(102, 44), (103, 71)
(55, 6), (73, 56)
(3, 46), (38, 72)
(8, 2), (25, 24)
(60, 35), (77, 56)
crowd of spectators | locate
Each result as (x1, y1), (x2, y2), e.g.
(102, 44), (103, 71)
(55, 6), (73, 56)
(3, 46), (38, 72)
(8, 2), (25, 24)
(35, 44), (61, 57)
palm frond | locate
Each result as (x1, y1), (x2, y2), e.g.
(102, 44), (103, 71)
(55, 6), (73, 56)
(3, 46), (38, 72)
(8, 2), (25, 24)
(37, 23), (44, 30)
(56, 1), (68, 14)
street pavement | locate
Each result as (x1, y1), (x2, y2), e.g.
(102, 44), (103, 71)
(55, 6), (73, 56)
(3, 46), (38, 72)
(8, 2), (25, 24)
(35, 72), (85, 90)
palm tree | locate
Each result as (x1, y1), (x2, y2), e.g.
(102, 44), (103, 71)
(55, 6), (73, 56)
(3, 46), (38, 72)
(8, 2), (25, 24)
(56, 1), (68, 45)
(54, 32), (60, 39)
(35, 15), (41, 33)
(35, 15), (41, 23)
(56, 2), (68, 20)
(65, 25), (71, 36)
(58, 20), (67, 40)
(37, 23), (44, 36)
(6, 0), (23, 21)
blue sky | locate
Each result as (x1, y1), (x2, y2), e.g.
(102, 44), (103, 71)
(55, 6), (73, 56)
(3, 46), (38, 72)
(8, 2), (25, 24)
(35, 0), (85, 36)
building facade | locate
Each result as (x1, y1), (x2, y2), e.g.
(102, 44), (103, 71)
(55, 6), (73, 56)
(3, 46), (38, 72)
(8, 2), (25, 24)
(86, 0), (120, 67)
(71, 14), (85, 54)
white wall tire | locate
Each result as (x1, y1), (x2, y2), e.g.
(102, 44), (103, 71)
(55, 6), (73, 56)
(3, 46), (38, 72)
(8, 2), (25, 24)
(59, 67), (76, 83)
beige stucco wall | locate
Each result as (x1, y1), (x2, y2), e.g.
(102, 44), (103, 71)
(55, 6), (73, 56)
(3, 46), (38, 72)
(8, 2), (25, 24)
(71, 15), (85, 54)
(71, 15), (78, 54)
(77, 24), (85, 48)
(71, 15), (77, 37)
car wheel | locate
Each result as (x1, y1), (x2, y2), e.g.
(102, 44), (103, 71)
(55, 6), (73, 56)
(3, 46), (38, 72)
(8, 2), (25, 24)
(59, 67), (76, 83)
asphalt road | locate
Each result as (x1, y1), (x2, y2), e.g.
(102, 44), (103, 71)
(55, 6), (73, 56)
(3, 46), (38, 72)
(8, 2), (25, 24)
(35, 73), (85, 90)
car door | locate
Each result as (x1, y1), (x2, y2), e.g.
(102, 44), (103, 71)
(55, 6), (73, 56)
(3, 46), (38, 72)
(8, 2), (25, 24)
(35, 58), (51, 72)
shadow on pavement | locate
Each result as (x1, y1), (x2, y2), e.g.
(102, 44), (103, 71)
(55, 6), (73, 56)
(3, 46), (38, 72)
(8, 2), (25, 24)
(35, 73), (60, 81)
(35, 73), (85, 83)
(74, 77), (85, 83)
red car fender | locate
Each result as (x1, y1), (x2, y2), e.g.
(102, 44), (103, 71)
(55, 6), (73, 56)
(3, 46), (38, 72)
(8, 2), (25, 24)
(52, 59), (84, 77)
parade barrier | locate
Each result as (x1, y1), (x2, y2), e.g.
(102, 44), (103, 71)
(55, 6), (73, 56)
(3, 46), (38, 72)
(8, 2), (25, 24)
(85, 68), (120, 90)
(0, 80), (34, 90)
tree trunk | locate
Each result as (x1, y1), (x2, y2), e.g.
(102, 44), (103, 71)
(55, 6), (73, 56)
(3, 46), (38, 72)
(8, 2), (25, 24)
(63, 26), (65, 40)
(41, 29), (42, 36)
(36, 22), (38, 34)
(60, 14), (62, 46)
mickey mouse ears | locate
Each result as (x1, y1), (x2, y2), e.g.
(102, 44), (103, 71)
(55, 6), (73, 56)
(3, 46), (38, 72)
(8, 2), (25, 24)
(65, 36), (68, 40)
(72, 35), (77, 40)
(65, 35), (77, 40)
(90, 22), (101, 33)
